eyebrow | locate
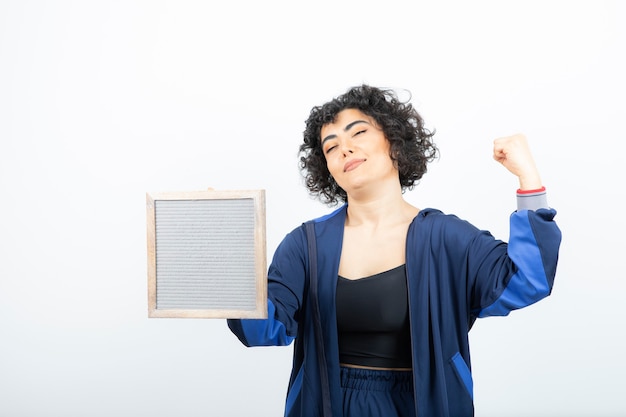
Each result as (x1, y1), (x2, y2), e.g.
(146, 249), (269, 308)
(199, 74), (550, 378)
(321, 120), (369, 146)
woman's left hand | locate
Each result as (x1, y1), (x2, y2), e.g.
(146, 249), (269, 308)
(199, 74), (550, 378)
(493, 134), (543, 191)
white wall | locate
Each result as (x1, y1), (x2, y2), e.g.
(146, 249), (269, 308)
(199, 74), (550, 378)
(1, 1), (624, 416)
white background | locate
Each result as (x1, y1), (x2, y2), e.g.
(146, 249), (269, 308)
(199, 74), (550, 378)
(1, 1), (624, 416)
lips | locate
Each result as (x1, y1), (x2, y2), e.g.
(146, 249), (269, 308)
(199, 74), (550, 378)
(343, 158), (366, 172)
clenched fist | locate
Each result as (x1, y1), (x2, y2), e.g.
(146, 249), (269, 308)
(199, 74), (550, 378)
(493, 134), (543, 191)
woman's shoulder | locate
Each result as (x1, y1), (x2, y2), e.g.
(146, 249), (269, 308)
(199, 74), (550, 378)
(415, 207), (458, 222)
(281, 205), (346, 243)
(413, 208), (481, 234)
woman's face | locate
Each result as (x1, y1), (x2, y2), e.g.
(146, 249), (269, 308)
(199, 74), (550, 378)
(320, 109), (398, 195)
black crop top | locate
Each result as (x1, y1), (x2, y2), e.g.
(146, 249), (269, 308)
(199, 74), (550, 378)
(336, 264), (412, 369)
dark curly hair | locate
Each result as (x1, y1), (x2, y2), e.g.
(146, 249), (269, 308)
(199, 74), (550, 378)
(299, 84), (438, 205)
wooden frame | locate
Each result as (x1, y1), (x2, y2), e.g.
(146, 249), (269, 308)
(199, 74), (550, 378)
(146, 189), (267, 318)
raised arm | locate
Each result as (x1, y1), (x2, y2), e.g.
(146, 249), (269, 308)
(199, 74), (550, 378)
(469, 134), (561, 318)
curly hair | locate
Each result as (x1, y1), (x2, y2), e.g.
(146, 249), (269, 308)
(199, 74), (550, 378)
(299, 84), (438, 205)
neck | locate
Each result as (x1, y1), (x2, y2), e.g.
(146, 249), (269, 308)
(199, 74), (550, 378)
(345, 187), (418, 228)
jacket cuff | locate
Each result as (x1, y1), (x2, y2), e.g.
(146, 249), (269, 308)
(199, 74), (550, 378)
(516, 187), (549, 211)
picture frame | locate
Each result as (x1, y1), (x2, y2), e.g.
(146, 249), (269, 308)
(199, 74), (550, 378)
(146, 189), (267, 319)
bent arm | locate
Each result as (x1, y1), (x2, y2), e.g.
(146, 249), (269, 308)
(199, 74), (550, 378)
(471, 135), (561, 316)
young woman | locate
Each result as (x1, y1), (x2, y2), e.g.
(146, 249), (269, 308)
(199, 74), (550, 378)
(228, 85), (561, 417)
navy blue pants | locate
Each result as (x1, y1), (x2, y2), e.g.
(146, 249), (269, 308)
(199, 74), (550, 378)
(340, 367), (416, 417)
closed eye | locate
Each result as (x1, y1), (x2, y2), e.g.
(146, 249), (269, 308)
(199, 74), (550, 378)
(353, 129), (367, 136)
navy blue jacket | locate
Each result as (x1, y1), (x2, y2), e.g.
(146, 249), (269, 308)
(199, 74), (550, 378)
(228, 201), (561, 417)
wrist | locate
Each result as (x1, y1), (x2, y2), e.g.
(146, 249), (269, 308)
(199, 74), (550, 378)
(516, 186), (549, 211)
(517, 168), (542, 191)
(517, 186), (546, 194)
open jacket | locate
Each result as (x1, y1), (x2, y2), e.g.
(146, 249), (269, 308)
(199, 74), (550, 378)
(228, 197), (561, 417)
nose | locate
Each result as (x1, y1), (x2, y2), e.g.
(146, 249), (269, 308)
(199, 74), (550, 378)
(338, 141), (353, 156)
